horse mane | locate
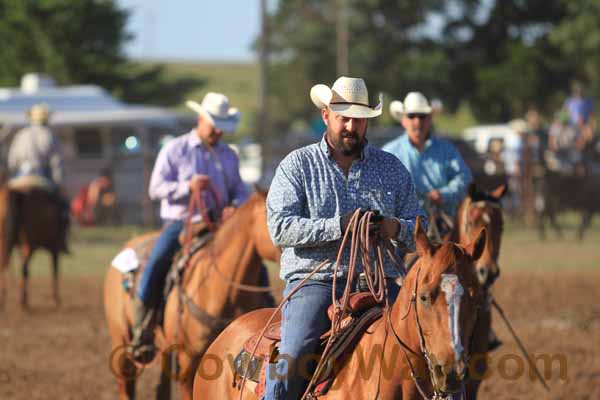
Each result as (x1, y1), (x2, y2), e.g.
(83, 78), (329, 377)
(211, 191), (265, 253)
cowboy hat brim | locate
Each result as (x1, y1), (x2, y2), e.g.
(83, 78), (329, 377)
(390, 101), (432, 116)
(310, 85), (382, 119)
(185, 100), (241, 132)
(389, 100), (404, 122)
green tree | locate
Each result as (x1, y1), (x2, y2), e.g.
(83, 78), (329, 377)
(266, 0), (446, 131)
(0, 0), (201, 105)
(550, 0), (600, 102)
(440, 0), (572, 120)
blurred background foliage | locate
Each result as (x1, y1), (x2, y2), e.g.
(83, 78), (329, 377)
(1, 0), (600, 136)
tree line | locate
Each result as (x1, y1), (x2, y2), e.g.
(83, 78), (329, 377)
(2, 0), (598, 132)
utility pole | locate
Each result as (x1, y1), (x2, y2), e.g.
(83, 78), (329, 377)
(336, 0), (349, 76)
(258, 0), (270, 138)
(258, 0), (271, 186)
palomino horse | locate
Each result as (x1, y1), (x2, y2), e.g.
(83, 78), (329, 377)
(0, 177), (67, 309)
(450, 184), (506, 399)
(193, 218), (486, 399)
(104, 190), (280, 400)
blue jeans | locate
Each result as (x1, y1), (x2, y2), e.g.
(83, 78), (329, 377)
(137, 220), (275, 308)
(137, 220), (184, 307)
(263, 278), (400, 400)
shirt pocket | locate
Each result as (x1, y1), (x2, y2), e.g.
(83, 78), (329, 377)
(359, 189), (395, 216)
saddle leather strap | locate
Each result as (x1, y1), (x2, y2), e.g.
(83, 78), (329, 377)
(180, 290), (231, 332)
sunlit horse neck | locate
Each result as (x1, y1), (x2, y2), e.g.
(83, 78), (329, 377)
(452, 184), (506, 288)
(160, 190), (280, 399)
(209, 190), (280, 263)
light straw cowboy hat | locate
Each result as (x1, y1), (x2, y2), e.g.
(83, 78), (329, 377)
(310, 76), (383, 118)
(389, 92), (432, 122)
(185, 92), (241, 132)
(509, 118), (528, 134)
(27, 103), (52, 125)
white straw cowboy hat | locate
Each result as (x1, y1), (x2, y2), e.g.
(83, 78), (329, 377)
(27, 103), (52, 125)
(185, 92), (241, 132)
(310, 76), (383, 118)
(389, 92), (432, 122)
(509, 118), (528, 133)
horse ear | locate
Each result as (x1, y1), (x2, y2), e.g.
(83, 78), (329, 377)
(490, 184), (507, 200)
(468, 182), (477, 198)
(466, 227), (487, 261)
(414, 216), (432, 257)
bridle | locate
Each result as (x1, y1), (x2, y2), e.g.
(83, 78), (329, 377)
(389, 256), (478, 400)
(460, 197), (501, 238)
(176, 189), (275, 344)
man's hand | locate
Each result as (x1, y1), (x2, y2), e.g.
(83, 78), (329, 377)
(427, 189), (443, 205)
(340, 209), (383, 234)
(189, 174), (210, 191)
(221, 206), (236, 221)
(379, 218), (400, 240)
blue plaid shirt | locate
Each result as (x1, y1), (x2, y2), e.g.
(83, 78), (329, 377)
(382, 134), (472, 218)
(267, 136), (425, 282)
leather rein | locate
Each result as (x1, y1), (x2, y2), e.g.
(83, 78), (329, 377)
(176, 185), (274, 334)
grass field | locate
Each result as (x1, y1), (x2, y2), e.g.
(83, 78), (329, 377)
(13, 211), (597, 282)
(1, 214), (598, 399)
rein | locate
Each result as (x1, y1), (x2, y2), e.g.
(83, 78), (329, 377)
(238, 209), (401, 400)
(388, 267), (434, 400)
(388, 267), (464, 400)
(492, 297), (550, 391)
(173, 186), (275, 365)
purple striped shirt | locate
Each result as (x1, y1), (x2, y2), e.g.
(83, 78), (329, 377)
(148, 130), (249, 221)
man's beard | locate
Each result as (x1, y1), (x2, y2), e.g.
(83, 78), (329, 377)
(328, 129), (366, 156)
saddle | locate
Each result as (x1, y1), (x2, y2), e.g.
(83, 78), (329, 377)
(233, 292), (384, 398)
(119, 223), (214, 302)
(7, 175), (53, 192)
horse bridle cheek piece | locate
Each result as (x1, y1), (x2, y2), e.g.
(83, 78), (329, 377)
(393, 268), (471, 400)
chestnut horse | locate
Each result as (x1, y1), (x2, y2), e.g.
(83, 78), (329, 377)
(450, 184), (506, 399)
(193, 218), (486, 399)
(0, 180), (67, 309)
(104, 190), (280, 400)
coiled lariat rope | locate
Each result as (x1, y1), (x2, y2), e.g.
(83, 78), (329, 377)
(238, 209), (403, 400)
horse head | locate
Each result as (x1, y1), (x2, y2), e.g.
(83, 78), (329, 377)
(456, 183), (506, 288)
(402, 216), (485, 394)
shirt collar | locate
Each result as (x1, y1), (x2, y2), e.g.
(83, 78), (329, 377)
(318, 134), (370, 161)
(402, 132), (434, 151)
(188, 130), (224, 151)
(188, 130), (202, 147)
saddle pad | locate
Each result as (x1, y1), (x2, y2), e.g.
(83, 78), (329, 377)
(7, 175), (53, 192)
(111, 248), (140, 273)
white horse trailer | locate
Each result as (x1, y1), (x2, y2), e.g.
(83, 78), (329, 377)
(0, 74), (183, 225)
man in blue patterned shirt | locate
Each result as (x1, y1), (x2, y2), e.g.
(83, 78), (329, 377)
(264, 77), (425, 399)
(385, 92), (472, 235)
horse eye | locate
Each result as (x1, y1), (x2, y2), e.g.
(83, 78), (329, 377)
(419, 293), (430, 304)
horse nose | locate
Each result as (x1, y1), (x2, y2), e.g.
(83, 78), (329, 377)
(432, 363), (465, 393)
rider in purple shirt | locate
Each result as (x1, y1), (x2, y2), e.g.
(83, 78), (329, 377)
(131, 92), (272, 362)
